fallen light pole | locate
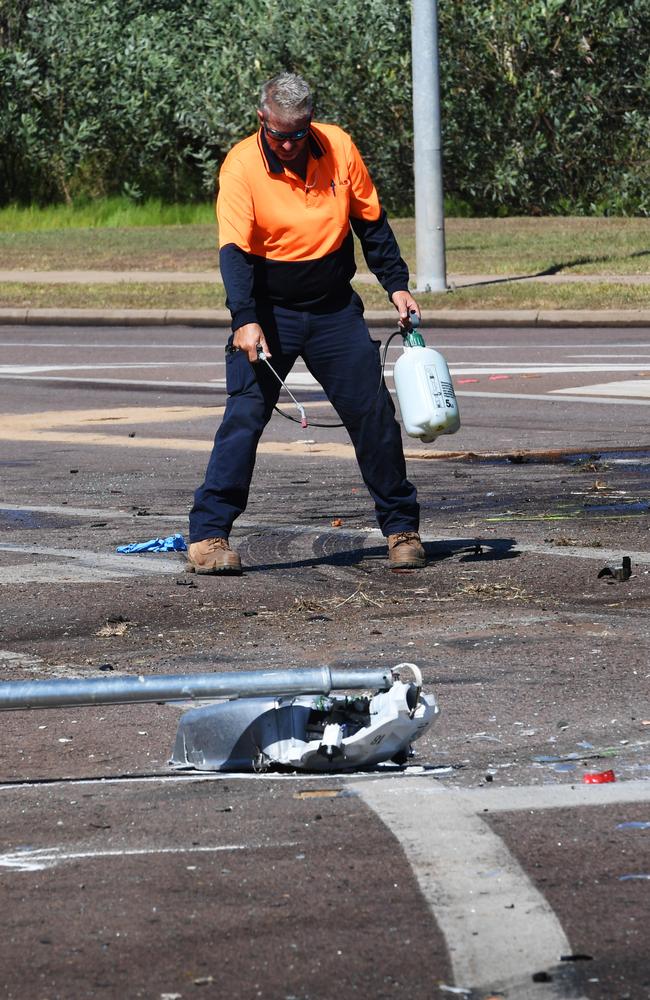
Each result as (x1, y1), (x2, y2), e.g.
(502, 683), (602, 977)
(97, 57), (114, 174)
(0, 666), (393, 711)
(0, 664), (440, 773)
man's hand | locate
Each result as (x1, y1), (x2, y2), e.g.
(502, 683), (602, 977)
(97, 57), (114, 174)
(391, 290), (421, 330)
(233, 322), (271, 363)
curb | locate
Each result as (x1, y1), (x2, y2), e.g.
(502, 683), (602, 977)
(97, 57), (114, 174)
(1, 307), (650, 328)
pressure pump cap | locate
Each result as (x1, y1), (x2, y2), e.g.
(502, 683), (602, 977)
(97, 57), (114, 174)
(403, 310), (425, 347)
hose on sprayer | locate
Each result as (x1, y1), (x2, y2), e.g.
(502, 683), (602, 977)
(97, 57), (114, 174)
(258, 315), (415, 429)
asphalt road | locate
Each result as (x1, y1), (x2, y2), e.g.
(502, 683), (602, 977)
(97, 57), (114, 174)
(0, 323), (649, 1000)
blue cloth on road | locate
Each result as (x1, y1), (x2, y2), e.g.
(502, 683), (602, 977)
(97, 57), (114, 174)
(116, 533), (187, 554)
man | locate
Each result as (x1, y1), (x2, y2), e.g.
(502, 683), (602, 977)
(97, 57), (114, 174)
(188, 72), (425, 575)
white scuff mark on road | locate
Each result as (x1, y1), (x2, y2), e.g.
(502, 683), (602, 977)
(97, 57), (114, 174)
(356, 777), (590, 999)
(0, 542), (183, 582)
(0, 840), (298, 872)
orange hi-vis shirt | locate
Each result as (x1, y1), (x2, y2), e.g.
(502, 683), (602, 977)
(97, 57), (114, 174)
(217, 122), (409, 329)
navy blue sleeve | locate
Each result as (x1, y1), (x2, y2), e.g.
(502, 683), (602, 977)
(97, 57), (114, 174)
(350, 209), (410, 299)
(219, 243), (258, 331)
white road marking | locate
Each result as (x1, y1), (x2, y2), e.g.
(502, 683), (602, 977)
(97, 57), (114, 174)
(457, 389), (650, 406)
(5, 377), (640, 403)
(451, 779), (650, 812)
(2, 361), (649, 377)
(0, 841), (297, 873)
(356, 778), (596, 998)
(0, 342), (218, 349)
(552, 379), (650, 398)
(1, 339), (649, 352)
(450, 363), (650, 373)
(567, 352), (650, 358)
(0, 362), (222, 374)
(1, 527), (648, 586)
(0, 375), (230, 389)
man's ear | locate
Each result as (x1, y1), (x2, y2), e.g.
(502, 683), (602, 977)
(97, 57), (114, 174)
(256, 109), (264, 126)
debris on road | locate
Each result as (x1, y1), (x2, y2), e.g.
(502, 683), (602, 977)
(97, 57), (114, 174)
(598, 555), (632, 581)
(172, 663), (439, 773)
(583, 769), (616, 783)
(96, 621), (130, 637)
(116, 533), (187, 553)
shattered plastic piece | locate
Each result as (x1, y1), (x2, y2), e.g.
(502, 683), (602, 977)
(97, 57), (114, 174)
(171, 678), (439, 773)
(532, 971), (553, 983)
(116, 533), (187, 554)
(616, 821), (650, 830)
(331, 518), (343, 527)
(618, 873), (650, 881)
(439, 987), (472, 996)
(561, 954), (593, 962)
(583, 769), (616, 784)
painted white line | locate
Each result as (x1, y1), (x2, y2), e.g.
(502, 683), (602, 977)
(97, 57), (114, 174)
(0, 771), (378, 792)
(0, 375), (318, 391)
(568, 353), (650, 358)
(450, 363), (650, 373)
(0, 362), (222, 374)
(552, 379), (650, 398)
(0, 841), (297, 872)
(457, 389), (650, 406)
(0, 342), (219, 349)
(356, 778), (588, 997)
(454, 779), (650, 813)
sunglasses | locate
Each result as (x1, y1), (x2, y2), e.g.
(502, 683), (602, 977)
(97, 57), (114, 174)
(263, 121), (310, 141)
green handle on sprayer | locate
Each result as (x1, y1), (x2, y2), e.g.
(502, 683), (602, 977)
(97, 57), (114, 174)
(403, 310), (425, 348)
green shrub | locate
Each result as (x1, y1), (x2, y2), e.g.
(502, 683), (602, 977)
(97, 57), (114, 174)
(0, 0), (647, 214)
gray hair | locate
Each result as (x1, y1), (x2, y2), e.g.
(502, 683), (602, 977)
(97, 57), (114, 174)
(259, 73), (313, 119)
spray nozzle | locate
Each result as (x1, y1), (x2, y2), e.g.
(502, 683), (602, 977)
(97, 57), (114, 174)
(402, 311), (425, 348)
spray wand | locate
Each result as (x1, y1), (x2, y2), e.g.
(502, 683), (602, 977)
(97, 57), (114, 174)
(256, 346), (308, 428)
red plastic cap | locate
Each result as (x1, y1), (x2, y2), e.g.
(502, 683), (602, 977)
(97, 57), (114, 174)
(582, 769), (616, 784)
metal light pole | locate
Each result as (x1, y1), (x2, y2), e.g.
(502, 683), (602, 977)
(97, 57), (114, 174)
(0, 667), (394, 711)
(411, 0), (447, 292)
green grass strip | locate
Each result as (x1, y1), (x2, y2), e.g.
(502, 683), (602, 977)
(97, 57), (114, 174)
(1, 281), (649, 311)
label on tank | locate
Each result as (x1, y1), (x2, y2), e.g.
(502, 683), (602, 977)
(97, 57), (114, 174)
(424, 365), (445, 410)
(441, 380), (457, 407)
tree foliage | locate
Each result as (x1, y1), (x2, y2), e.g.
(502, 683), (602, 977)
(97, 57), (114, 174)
(0, 0), (647, 213)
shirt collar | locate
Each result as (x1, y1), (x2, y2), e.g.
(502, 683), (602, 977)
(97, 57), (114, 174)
(258, 126), (325, 175)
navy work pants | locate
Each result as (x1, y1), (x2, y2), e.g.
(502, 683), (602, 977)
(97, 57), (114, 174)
(189, 293), (419, 542)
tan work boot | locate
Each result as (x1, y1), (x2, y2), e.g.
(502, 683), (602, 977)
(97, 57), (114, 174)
(187, 537), (242, 575)
(387, 531), (426, 569)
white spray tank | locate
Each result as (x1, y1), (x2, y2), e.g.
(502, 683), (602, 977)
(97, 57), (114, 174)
(393, 314), (460, 443)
